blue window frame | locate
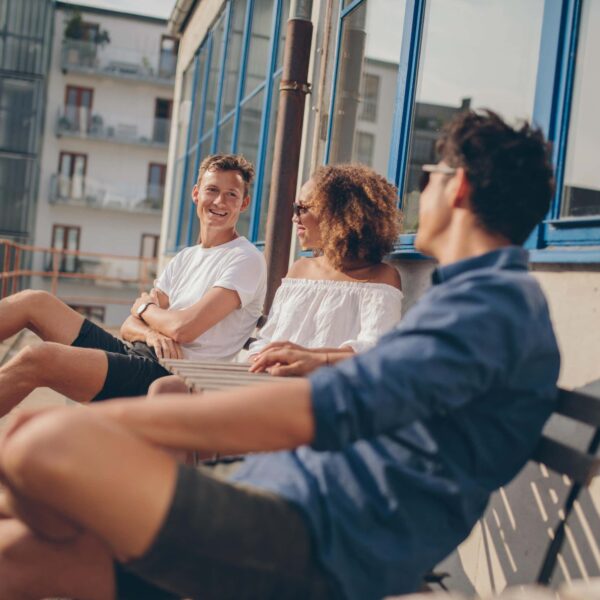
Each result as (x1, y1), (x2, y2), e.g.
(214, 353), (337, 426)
(326, 0), (600, 262)
(167, 0), (289, 252)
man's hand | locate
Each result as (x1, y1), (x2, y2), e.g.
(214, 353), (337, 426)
(145, 330), (183, 359)
(249, 345), (327, 376)
(131, 292), (155, 318)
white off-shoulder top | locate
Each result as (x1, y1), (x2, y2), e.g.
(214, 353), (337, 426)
(247, 277), (403, 356)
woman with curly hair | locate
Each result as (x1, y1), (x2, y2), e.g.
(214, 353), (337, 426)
(247, 163), (403, 376)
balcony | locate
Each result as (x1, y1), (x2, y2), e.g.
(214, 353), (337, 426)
(61, 40), (176, 86)
(55, 107), (171, 148)
(49, 174), (164, 215)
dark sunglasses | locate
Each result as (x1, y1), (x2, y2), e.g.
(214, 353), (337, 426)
(418, 164), (458, 193)
(292, 202), (310, 217)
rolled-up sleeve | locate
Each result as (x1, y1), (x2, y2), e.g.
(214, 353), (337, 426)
(308, 279), (528, 451)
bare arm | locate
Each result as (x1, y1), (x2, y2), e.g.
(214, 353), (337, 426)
(95, 379), (314, 455)
(137, 286), (242, 345)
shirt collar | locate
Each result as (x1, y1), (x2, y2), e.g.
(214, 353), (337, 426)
(431, 246), (529, 285)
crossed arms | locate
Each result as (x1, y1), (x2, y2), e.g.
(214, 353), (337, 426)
(120, 286), (242, 359)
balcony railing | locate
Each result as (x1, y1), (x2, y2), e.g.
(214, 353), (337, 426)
(49, 174), (164, 214)
(61, 39), (176, 85)
(55, 107), (171, 147)
(0, 238), (157, 301)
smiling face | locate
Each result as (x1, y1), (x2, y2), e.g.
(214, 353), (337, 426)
(192, 168), (250, 234)
(293, 179), (323, 250)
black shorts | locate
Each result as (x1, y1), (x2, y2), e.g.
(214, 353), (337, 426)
(71, 319), (169, 401)
(115, 463), (339, 600)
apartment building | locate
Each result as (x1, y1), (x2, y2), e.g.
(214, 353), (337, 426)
(32, 2), (177, 325)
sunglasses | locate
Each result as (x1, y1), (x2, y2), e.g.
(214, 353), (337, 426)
(292, 202), (310, 217)
(418, 164), (458, 193)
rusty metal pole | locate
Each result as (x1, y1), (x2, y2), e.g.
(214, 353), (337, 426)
(262, 0), (313, 314)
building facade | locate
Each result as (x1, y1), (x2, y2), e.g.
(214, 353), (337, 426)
(162, 0), (600, 594)
(0, 0), (53, 243)
(32, 2), (177, 324)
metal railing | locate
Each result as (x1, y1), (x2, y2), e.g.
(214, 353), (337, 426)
(61, 40), (176, 85)
(49, 174), (164, 214)
(55, 107), (171, 147)
(0, 238), (157, 304)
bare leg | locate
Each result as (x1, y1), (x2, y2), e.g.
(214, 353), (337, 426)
(0, 289), (85, 344)
(0, 518), (114, 600)
(1, 407), (178, 563)
(0, 342), (108, 415)
(147, 375), (188, 397)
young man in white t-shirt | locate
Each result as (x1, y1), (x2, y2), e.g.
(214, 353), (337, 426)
(0, 154), (266, 414)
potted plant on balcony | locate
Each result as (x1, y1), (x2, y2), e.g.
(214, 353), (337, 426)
(63, 11), (110, 68)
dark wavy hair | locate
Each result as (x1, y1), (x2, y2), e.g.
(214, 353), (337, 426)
(197, 154), (255, 196)
(310, 164), (401, 269)
(436, 109), (554, 244)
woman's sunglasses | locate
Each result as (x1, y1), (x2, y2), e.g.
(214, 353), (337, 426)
(418, 164), (458, 193)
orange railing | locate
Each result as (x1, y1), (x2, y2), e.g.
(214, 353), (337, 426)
(0, 238), (157, 305)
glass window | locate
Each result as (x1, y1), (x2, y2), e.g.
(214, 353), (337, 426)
(221, 0), (248, 117)
(276, 0), (291, 70)
(401, 0), (544, 233)
(217, 116), (234, 153)
(0, 156), (35, 237)
(328, 0), (405, 175)
(0, 77), (37, 154)
(204, 14), (227, 134)
(354, 131), (374, 166)
(244, 0), (275, 96)
(560, 0), (600, 218)
(189, 51), (207, 145)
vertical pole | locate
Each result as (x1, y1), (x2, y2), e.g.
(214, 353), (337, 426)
(51, 250), (59, 296)
(262, 0), (313, 313)
(12, 248), (21, 295)
(1, 241), (9, 298)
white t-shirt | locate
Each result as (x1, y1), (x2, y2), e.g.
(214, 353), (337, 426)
(155, 237), (266, 361)
(247, 277), (403, 357)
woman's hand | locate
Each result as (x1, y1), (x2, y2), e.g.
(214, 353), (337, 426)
(145, 330), (183, 359)
(249, 347), (327, 377)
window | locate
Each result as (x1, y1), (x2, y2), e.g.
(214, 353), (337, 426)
(0, 78), (37, 154)
(327, 0), (405, 176)
(166, 0), (289, 251)
(147, 163), (166, 209)
(400, 0), (544, 234)
(64, 85), (93, 133)
(159, 35), (179, 77)
(354, 131), (375, 167)
(50, 224), (81, 273)
(153, 98), (172, 143)
(140, 233), (160, 259)
(58, 152), (87, 200)
(360, 73), (379, 122)
(540, 0), (600, 251)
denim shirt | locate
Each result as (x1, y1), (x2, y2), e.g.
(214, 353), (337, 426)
(232, 247), (560, 600)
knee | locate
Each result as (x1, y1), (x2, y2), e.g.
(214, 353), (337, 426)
(11, 343), (56, 380)
(2, 410), (87, 494)
(11, 289), (53, 309)
(147, 375), (188, 397)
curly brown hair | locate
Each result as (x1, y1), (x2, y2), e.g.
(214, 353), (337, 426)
(309, 164), (401, 269)
(197, 154), (255, 196)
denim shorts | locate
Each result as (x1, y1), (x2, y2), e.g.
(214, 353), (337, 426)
(72, 318), (169, 400)
(115, 463), (338, 600)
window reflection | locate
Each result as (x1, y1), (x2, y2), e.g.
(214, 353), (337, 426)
(221, 0), (248, 116)
(328, 0), (405, 176)
(204, 15), (226, 133)
(402, 0), (544, 233)
(244, 0), (275, 96)
(561, 0), (600, 218)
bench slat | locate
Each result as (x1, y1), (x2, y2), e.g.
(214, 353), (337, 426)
(532, 435), (600, 486)
(556, 388), (600, 428)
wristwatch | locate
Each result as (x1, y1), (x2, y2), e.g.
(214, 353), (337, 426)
(136, 301), (156, 322)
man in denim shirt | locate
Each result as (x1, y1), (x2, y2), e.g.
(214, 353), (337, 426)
(0, 111), (560, 600)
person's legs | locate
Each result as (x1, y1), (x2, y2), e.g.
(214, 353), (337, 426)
(0, 518), (115, 600)
(0, 342), (109, 415)
(0, 289), (85, 344)
(0, 407), (337, 600)
(0, 408), (178, 562)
